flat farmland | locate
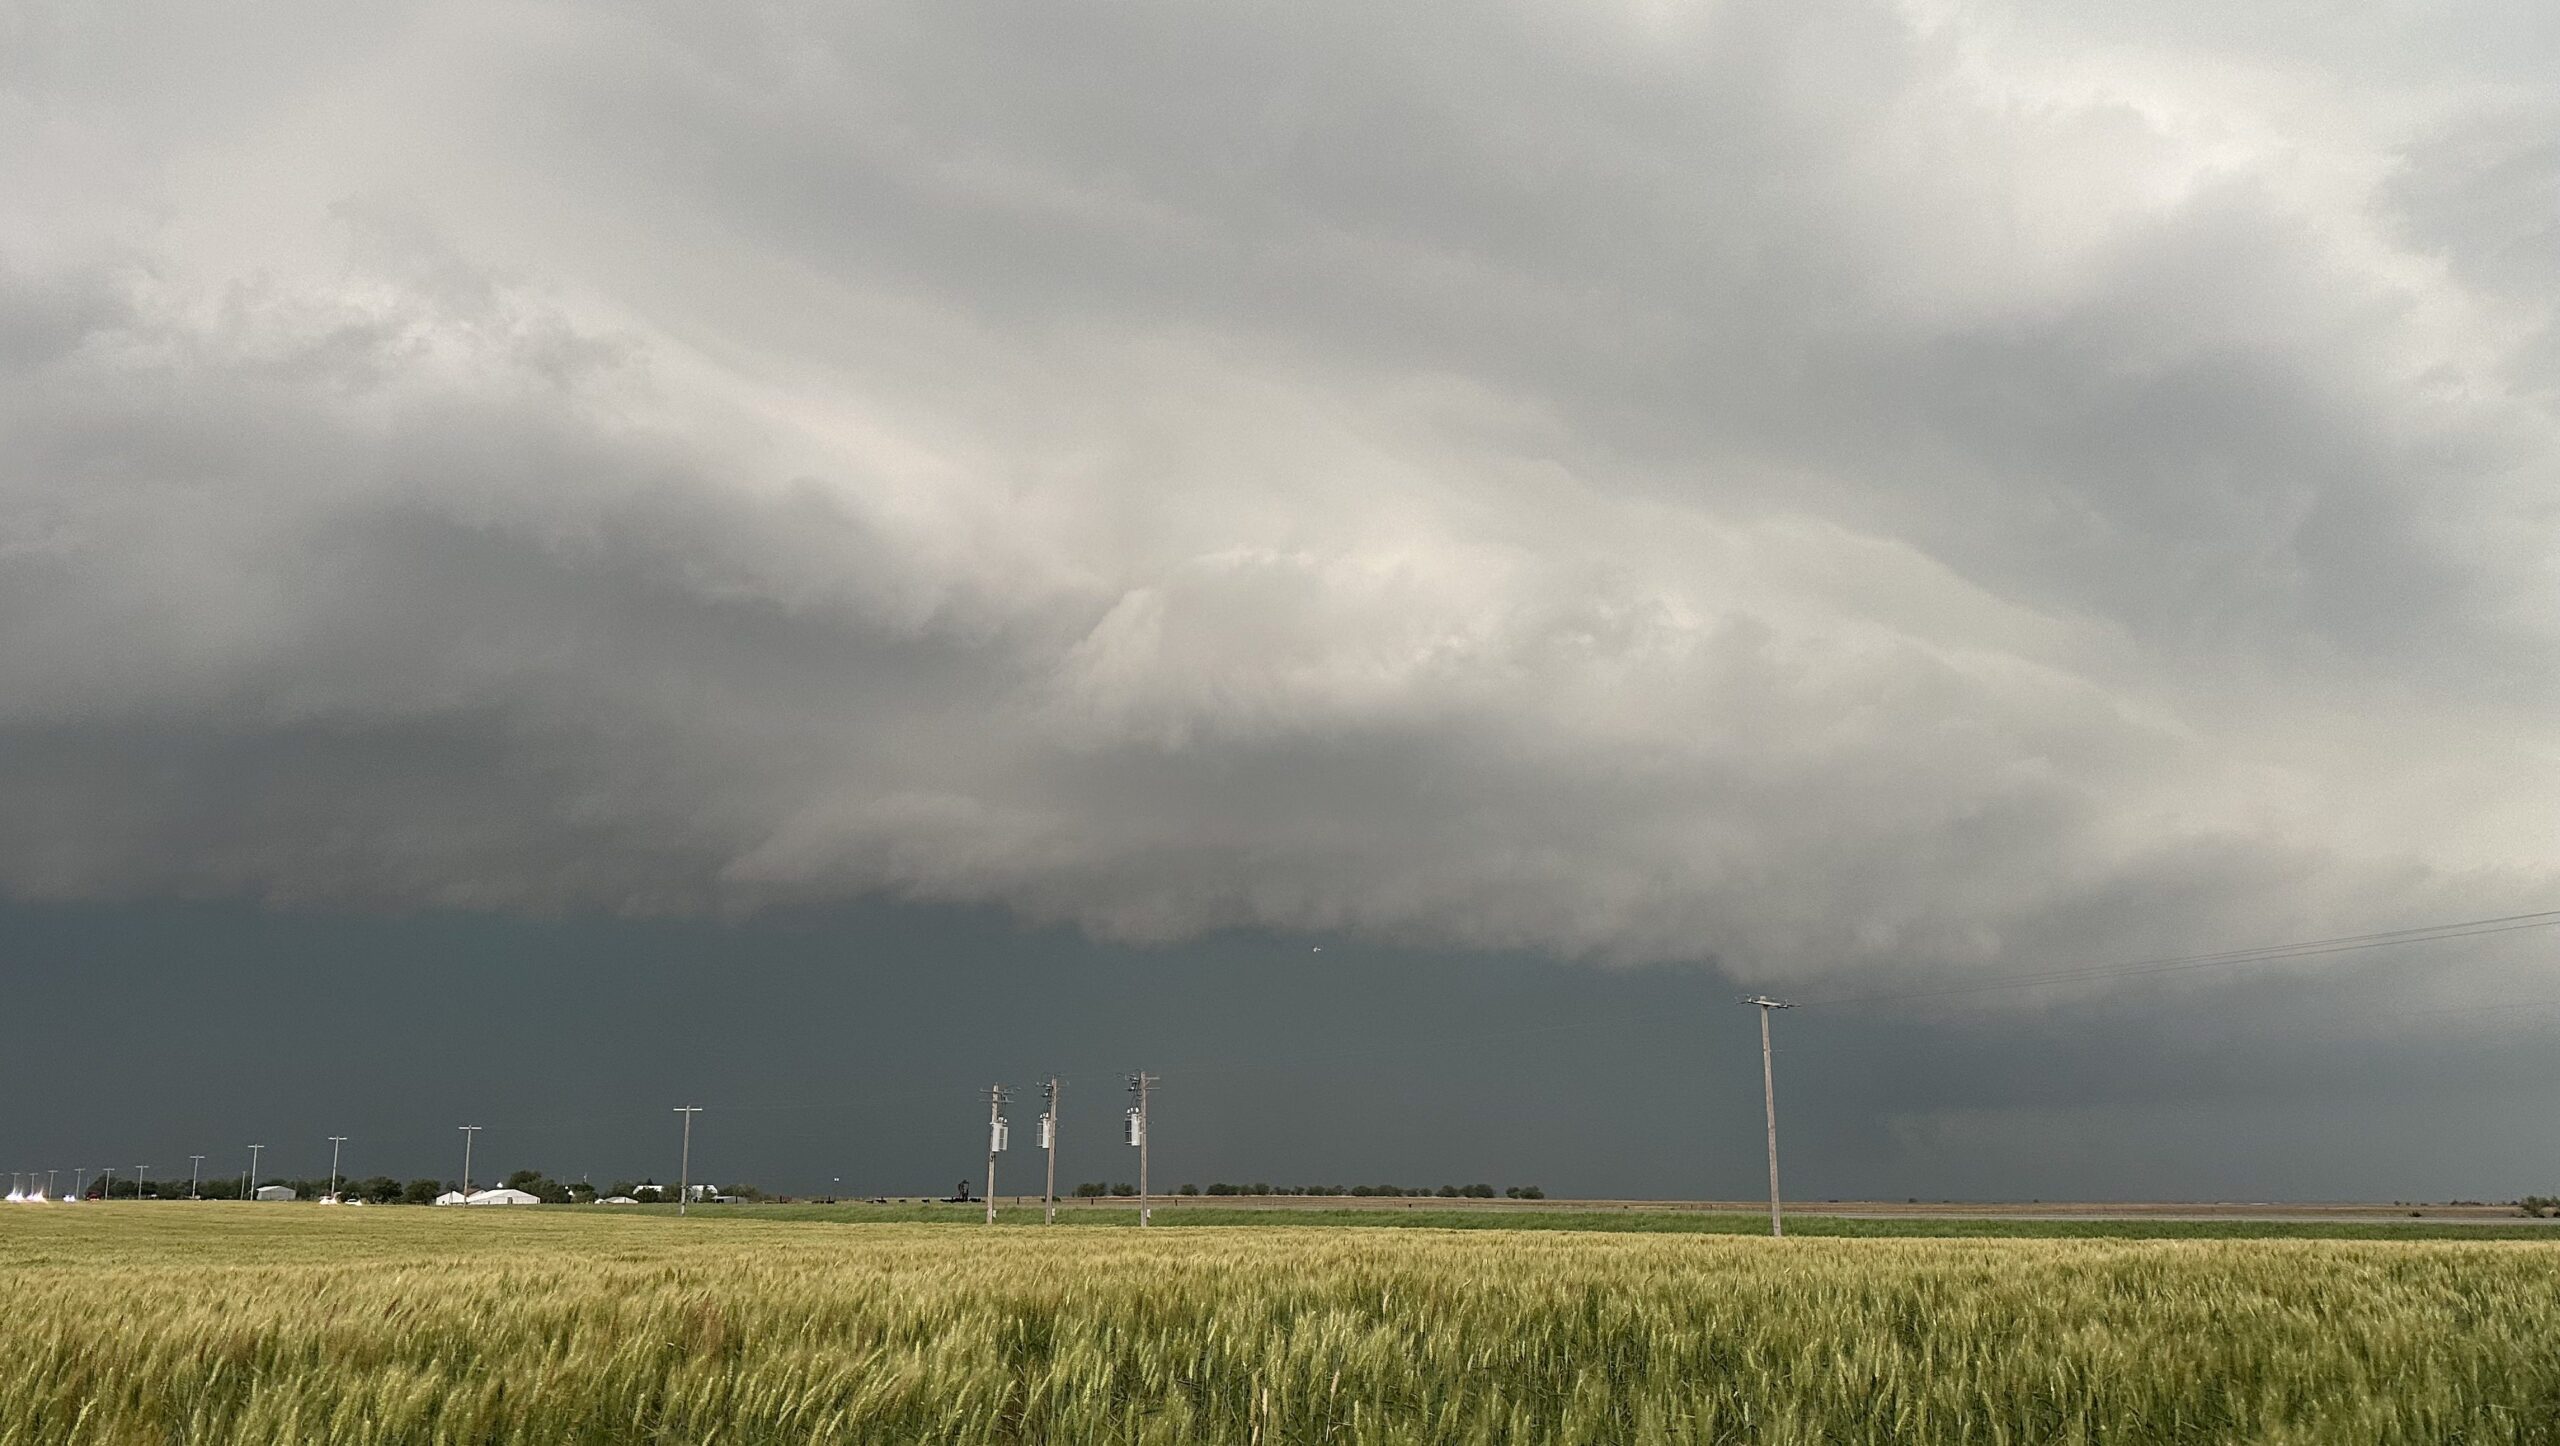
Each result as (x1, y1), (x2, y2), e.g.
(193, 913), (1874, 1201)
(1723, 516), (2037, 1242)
(6, 1204), (2560, 1444)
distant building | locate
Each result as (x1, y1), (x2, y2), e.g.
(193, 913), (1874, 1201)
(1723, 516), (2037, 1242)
(253, 1185), (297, 1202)
(464, 1187), (541, 1206)
(596, 1195), (639, 1205)
(433, 1190), (470, 1206)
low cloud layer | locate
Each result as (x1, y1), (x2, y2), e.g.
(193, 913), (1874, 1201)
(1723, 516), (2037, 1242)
(4, 0), (2555, 989)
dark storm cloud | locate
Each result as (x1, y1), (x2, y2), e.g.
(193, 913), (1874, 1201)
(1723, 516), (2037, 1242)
(2, 0), (2554, 1001)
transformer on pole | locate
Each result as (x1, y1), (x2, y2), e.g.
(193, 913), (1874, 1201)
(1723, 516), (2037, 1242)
(1126, 1072), (1158, 1227)
(984, 1085), (1011, 1225)
(1040, 1077), (1062, 1225)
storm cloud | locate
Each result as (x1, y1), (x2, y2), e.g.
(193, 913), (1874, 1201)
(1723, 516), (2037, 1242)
(5, 0), (2555, 995)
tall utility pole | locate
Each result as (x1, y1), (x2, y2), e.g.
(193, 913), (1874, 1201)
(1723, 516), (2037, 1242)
(1746, 997), (1793, 1238)
(134, 1165), (149, 1200)
(1126, 1073), (1158, 1228)
(327, 1137), (348, 1202)
(1040, 1077), (1062, 1225)
(983, 1086), (1011, 1225)
(674, 1107), (702, 1216)
(102, 1165), (115, 1200)
(247, 1144), (264, 1199)
(189, 1155), (203, 1200)
(457, 1126), (481, 1197)
(73, 1167), (86, 1201)
(46, 1169), (58, 1200)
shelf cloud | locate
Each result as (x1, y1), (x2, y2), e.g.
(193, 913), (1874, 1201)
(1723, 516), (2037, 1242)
(4, 0), (2554, 990)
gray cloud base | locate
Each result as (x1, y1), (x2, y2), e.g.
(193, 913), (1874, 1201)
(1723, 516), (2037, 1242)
(3, 0), (2555, 993)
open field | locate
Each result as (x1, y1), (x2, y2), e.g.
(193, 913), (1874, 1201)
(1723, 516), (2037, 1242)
(728, 1197), (2560, 1240)
(7, 1205), (2560, 1443)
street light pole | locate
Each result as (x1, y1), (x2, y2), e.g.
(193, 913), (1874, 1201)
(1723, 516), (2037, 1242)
(1746, 997), (1793, 1239)
(674, 1107), (701, 1216)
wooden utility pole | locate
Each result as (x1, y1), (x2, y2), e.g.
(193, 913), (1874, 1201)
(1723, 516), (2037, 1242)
(1747, 997), (1793, 1238)
(673, 1108), (701, 1216)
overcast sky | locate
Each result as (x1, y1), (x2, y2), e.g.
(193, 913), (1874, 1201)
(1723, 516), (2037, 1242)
(4, 0), (2557, 1200)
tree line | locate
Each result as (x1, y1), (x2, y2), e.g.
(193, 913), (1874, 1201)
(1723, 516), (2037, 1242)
(78, 1170), (768, 1204)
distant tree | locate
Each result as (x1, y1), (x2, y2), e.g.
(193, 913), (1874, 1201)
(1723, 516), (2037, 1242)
(1463, 1184), (1496, 1198)
(402, 1178), (444, 1205)
(566, 1181), (597, 1203)
(725, 1183), (770, 1202)
(1073, 1182), (1107, 1197)
(353, 1176), (402, 1204)
(1505, 1186), (1545, 1200)
(606, 1181), (638, 1200)
(1178, 1183), (1199, 1196)
(1109, 1183), (1137, 1197)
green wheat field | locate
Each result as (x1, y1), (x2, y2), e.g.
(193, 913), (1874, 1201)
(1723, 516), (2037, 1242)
(6, 1205), (2560, 1445)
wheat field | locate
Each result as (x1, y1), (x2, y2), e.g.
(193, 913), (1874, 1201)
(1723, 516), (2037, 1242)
(4, 1204), (2558, 1444)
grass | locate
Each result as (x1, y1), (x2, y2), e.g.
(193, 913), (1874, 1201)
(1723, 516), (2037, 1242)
(4, 1203), (2559, 1443)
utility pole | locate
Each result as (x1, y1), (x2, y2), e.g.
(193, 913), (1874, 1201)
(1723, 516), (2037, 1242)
(1040, 1077), (1062, 1225)
(134, 1165), (149, 1200)
(1746, 997), (1793, 1238)
(102, 1165), (115, 1200)
(46, 1169), (58, 1200)
(327, 1137), (347, 1202)
(247, 1144), (264, 1199)
(1126, 1072), (1158, 1228)
(983, 1086), (1011, 1225)
(73, 1167), (86, 1201)
(189, 1155), (203, 1200)
(458, 1126), (480, 1197)
(674, 1107), (701, 1216)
